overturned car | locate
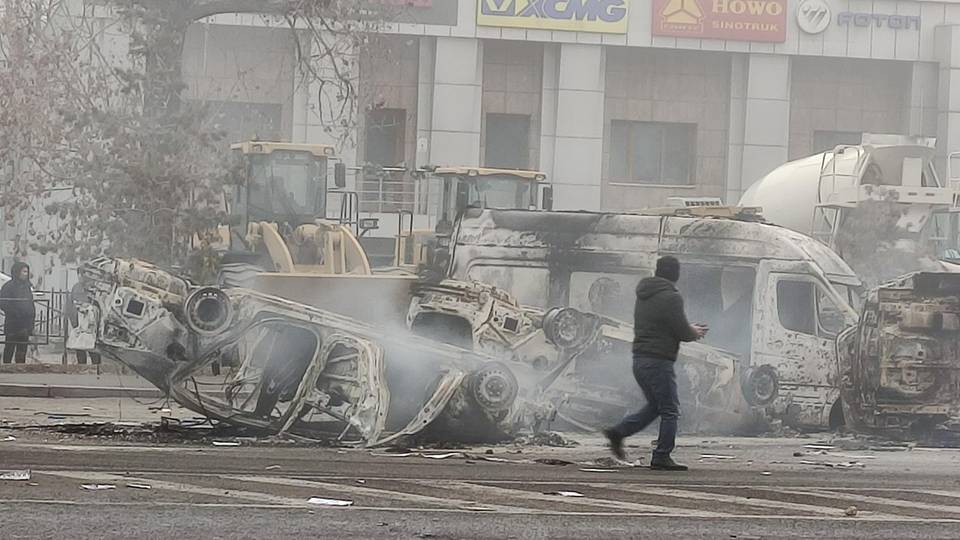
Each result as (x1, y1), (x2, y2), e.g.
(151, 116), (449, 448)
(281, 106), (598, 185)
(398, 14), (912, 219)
(408, 278), (755, 435)
(68, 258), (524, 446)
(838, 272), (960, 440)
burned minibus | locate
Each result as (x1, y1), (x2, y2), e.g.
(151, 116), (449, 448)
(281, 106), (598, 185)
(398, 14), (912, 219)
(434, 208), (863, 430)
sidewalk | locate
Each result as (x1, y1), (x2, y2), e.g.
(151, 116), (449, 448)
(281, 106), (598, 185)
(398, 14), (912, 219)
(0, 371), (161, 399)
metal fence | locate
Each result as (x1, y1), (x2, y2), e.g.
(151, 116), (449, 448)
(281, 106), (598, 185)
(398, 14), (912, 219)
(358, 172), (418, 214)
(0, 290), (70, 345)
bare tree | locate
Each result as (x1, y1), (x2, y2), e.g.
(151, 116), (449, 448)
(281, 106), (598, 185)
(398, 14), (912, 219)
(0, 0), (402, 278)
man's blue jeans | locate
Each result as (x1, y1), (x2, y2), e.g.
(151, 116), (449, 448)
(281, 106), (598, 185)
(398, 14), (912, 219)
(609, 354), (680, 458)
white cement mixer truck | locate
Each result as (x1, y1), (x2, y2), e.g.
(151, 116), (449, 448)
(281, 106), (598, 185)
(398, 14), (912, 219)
(738, 135), (960, 287)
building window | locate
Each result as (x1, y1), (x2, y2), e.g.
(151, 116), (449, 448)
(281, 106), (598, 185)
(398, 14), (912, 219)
(207, 101), (282, 143)
(484, 113), (530, 170)
(610, 121), (695, 185)
(813, 130), (861, 154)
(365, 108), (405, 166)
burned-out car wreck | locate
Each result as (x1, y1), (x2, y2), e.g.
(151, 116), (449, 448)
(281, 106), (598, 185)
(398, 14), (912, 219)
(436, 208), (864, 432)
(408, 278), (754, 434)
(838, 272), (960, 440)
(67, 258), (527, 446)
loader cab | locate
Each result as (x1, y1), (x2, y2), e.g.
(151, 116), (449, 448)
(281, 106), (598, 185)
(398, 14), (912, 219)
(227, 142), (342, 244)
(424, 167), (551, 232)
(394, 167), (552, 269)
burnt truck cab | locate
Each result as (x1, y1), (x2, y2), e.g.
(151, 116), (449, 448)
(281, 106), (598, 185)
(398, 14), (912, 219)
(439, 207), (862, 430)
(838, 272), (960, 440)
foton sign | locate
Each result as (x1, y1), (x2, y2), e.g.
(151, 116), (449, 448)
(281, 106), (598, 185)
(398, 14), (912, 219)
(652, 0), (787, 43)
(478, 0), (629, 34)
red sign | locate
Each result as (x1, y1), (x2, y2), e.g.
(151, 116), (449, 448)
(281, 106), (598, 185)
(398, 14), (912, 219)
(652, 0), (787, 43)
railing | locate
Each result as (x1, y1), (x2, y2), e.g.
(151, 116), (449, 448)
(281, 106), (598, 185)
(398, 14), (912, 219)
(0, 290), (70, 345)
(358, 171), (419, 214)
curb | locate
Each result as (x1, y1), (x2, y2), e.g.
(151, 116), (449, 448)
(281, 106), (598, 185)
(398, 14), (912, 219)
(0, 383), (162, 399)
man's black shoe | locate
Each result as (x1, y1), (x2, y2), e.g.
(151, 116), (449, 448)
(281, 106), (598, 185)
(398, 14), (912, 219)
(650, 456), (688, 471)
(602, 428), (625, 460)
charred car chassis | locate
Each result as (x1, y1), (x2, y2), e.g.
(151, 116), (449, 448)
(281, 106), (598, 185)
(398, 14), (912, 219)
(68, 258), (524, 446)
(839, 272), (960, 440)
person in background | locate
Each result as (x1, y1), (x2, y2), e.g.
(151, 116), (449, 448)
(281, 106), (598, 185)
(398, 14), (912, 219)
(66, 279), (100, 365)
(0, 262), (36, 364)
(603, 256), (707, 471)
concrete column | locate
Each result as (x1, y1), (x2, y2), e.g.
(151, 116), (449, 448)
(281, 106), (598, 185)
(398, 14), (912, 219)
(289, 33), (359, 202)
(733, 54), (791, 203)
(415, 37), (437, 167)
(725, 55), (748, 205)
(908, 62), (939, 138)
(551, 44), (605, 211)
(935, 26), (960, 180)
(538, 44), (560, 181)
(428, 37), (483, 166)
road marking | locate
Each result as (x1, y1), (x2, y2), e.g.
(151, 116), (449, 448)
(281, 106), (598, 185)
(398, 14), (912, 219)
(409, 480), (731, 517)
(607, 484), (879, 517)
(24, 470), (960, 522)
(37, 471), (312, 507)
(762, 487), (960, 517)
(224, 475), (535, 514)
(1, 498), (958, 522)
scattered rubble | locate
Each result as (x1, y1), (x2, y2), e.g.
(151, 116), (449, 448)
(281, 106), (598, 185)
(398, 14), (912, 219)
(0, 470), (31, 481)
(307, 497), (353, 507)
(544, 491), (584, 498)
(81, 484), (116, 491)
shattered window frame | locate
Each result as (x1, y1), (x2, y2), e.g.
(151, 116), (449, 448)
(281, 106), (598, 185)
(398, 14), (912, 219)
(775, 277), (845, 339)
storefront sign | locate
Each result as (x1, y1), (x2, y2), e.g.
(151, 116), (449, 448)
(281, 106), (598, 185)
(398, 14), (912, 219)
(652, 0), (787, 43)
(796, 0), (830, 35)
(365, 0), (459, 26)
(478, 0), (629, 34)
(837, 12), (920, 30)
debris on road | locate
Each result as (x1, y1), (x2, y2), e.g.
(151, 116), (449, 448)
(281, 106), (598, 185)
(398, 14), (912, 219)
(81, 484), (117, 491)
(845, 505), (859, 517)
(544, 491), (585, 498)
(0, 469), (31, 481)
(458, 503), (496, 512)
(760, 471), (772, 476)
(700, 454), (737, 460)
(212, 441), (240, 447)
(126, 483), (152, 490)
(265, 465), (282, 471)
(533, 458), (575, 466)
(588, 456), (641, 468)
(306, 497), (354, 507)
(2, 435), (15, 442)
(422, 452), (466, 460)
(798, 460), (866, 469)
(803, 445), (835, 450)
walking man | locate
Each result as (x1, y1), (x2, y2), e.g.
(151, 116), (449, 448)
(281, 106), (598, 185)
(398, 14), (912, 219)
(0, 262), (36, 364)
(603, 256), (707, 471)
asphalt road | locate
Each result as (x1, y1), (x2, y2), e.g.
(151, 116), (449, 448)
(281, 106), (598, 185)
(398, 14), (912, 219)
(3, 429), (960, 539)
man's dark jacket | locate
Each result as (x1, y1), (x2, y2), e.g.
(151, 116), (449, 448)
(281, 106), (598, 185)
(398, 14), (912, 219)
(0, 263), (35, 336)
(632, 276), (698, 361)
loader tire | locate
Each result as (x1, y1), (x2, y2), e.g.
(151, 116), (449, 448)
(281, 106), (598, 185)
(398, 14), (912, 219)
(217, 262), (265, 289)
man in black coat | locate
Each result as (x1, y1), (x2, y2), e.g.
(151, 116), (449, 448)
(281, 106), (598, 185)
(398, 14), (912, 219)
(603, 256), (707, 471)
(0, 262), (35, 364)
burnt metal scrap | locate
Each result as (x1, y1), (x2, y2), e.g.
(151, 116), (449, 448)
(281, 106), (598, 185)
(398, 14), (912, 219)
(408, 278), (754, 435)
(68, 258), (524, 446)
(838, 272), (960, 440)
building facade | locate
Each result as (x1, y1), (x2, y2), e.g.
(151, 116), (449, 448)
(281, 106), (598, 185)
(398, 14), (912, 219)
(185, 0), (960, 219)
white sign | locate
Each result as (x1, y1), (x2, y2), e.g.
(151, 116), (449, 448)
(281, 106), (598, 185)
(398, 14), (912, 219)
(797, 0), (831, 35)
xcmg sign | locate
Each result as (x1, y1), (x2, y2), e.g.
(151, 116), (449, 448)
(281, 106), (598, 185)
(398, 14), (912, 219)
(477, 0), (629, 34)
